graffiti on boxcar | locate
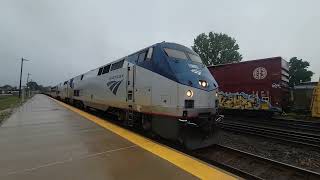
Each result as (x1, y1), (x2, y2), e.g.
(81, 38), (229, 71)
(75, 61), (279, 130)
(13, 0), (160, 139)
(218, 92), (272, 110)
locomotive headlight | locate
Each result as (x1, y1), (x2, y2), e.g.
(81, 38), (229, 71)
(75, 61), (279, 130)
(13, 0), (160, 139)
(199, 80), (208, 87)
(186, 90), (193, 97)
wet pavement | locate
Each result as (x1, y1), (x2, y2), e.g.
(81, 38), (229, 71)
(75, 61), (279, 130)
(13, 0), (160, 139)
(0, 95), (197, 180)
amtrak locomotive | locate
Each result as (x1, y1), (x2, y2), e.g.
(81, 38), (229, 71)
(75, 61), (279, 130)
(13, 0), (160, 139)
(50, 42), (219, 148)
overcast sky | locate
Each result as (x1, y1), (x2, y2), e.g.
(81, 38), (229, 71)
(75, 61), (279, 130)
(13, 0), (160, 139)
(0, 0), (319, 87)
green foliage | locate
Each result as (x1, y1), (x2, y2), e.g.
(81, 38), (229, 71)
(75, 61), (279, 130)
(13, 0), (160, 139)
(0, 96), (20, 111)
(0, 110), (11, 123)
(26, 81), (49, 92)
(289, 57), (314, 87)
(26, 81), (39, 90)
(1, 85), (13, 90)
(192, 32), (242, 66)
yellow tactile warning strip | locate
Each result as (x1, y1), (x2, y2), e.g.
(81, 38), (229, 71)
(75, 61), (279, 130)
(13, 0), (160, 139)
(51, 97), (239, 180)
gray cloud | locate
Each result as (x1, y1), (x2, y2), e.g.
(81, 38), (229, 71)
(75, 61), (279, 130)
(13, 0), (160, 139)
(0, 0), (319, 87)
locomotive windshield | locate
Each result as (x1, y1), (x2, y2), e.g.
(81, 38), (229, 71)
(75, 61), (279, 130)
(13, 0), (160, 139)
(164, 48), (188, 60)
(164, 48), (203, 64)
(187, 53), (202, 63)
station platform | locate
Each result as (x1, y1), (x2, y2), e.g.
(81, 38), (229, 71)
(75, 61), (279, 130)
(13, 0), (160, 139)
(0, 94), (239, 180)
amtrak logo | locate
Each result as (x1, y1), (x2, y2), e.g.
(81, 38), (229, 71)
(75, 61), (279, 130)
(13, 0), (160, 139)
(107, 80), (123, 95)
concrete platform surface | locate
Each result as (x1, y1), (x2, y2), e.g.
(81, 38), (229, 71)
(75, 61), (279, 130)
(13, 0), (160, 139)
(0, 95), (238, 180)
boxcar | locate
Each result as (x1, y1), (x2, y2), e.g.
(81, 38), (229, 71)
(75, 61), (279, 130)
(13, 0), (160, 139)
(208, 56), (290, 112)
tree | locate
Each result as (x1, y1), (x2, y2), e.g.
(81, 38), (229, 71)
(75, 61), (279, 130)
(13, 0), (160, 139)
(1, 85), (13, 90)
(27, 81), (39, 91)
(26, 81), (49, 92)
(192, 32), (242, 66)
(288, 57), (314, 87)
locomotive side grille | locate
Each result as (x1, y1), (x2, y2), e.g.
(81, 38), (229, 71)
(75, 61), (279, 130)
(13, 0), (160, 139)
(185, 100), (194, 108)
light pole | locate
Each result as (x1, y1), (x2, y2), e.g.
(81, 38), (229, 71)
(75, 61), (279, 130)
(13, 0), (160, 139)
(26, 73), (31, 85)
(18, 58), (30, 98)
(26, 73), (31, 97)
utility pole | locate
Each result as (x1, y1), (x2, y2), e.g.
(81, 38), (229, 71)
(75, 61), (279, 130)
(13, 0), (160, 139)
(18, 58), (30, 98)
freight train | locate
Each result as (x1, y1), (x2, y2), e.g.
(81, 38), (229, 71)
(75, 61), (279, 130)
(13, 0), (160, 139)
(49, 42), (220, 149)
(208, 57), (290, 114)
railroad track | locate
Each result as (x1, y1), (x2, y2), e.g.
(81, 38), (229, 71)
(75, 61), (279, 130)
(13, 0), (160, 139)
(218, 118), (320, 148)
(224, 116), (320, 134)
(192, 145), (320, 180)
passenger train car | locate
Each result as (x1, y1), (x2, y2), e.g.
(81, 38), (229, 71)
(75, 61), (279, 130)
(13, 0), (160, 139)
(50, 42), (219, 148)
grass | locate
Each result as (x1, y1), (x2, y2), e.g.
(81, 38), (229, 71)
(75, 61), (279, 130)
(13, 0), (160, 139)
(0, 95), (22, 124)
(0, 95), (21, 111)
(0, 110), (11, 124)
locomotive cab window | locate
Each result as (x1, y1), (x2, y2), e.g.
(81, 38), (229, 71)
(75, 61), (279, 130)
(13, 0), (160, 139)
(111, 60), (124, 71)
(128, 53), (138, 62)
(164, 48), (188, 60)
(137, 48), (153, 64)
(69, 78), (74, 88)
(137, 51), (146, 63)
(146, 47), (153, 60)
(102, 64), (110, 74)
(187, 53), (202, 63)
(98, 67), (103, 75)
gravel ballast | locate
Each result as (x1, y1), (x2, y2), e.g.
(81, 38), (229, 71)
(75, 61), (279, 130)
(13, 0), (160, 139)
(217, 130), (320, 173)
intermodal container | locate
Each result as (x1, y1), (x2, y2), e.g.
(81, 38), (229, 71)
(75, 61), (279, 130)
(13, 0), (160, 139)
(208, 56), (290, 111)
